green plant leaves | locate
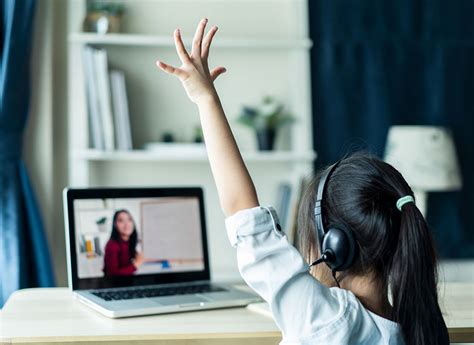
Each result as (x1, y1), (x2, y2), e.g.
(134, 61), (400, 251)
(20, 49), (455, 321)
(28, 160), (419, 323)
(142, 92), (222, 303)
(236, 95), (295, 130)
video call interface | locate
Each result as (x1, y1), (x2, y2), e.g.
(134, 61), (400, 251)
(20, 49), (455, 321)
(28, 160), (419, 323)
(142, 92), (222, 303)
(73, 196), (205, 279)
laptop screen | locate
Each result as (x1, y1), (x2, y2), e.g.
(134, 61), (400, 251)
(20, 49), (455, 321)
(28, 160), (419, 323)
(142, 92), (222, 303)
(64, 188), (210, 290)
(74, 196), (205, 279)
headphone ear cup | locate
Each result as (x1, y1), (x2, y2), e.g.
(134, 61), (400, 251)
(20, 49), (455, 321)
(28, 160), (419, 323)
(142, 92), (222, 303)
(321, 224), (357, 271)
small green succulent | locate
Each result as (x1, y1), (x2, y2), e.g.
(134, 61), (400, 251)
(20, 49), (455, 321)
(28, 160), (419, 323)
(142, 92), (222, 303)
(96, 217), (107, 225)
(236, 96), (295, 131)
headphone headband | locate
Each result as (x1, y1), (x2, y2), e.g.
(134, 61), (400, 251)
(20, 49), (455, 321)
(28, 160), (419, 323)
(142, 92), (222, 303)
(314, 161), (341, 247)
(312, 160), (356, 275)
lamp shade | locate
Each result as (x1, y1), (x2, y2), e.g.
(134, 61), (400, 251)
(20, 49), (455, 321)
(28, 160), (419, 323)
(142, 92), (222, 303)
(384, 126), (462, 191)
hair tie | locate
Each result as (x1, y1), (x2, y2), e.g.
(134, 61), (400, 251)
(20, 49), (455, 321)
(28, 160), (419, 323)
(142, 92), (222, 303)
(396, 195), (415, 211)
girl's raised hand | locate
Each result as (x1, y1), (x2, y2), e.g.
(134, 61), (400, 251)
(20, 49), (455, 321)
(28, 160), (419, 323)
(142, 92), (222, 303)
(156, 18), (227, 105)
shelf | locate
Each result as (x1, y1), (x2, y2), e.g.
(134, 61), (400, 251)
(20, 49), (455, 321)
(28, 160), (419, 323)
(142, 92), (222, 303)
(69, 33), (313, 49)
(74, 149), (317, 163)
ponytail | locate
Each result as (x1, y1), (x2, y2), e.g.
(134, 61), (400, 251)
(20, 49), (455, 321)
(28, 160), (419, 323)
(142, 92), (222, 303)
(390, 202), (449, 345)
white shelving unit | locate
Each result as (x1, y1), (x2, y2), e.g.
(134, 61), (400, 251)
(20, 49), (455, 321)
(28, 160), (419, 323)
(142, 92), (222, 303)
(69, 32), (313, 49)
(75, 149), (316, 162)
(67, 0), (315, 282)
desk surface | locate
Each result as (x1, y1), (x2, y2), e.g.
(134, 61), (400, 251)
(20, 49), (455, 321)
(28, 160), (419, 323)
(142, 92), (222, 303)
(0, 283), (473, 344)
(0, 287), (281, 345)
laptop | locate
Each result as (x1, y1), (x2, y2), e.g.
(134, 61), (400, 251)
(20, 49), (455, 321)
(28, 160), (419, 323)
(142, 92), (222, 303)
(63, 187), (260, 318)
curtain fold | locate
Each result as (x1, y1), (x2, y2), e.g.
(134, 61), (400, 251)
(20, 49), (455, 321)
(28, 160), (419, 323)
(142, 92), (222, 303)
(0, 0), (55, 307)
(309, 0), (474, 258)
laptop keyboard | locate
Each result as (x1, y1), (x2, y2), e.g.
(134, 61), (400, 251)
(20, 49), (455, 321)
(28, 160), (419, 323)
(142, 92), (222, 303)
(92, 283), (227, 301)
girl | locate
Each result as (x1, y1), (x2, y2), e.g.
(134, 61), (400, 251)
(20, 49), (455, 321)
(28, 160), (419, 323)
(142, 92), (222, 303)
(156, 18), (449, 345)
(103, 209), (145, 276)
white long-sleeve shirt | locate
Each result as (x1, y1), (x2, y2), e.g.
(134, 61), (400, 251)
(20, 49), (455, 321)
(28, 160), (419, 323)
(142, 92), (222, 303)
(225, 205), (405, 345)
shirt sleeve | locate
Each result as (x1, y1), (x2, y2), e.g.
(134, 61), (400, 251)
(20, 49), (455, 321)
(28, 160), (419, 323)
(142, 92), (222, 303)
(225, 205), (348, 341)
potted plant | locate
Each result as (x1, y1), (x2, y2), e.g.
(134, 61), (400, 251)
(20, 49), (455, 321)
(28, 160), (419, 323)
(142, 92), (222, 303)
(236, 96), (295, 151)
(83, 1), (125, 34)
(96, 216), (108, 233)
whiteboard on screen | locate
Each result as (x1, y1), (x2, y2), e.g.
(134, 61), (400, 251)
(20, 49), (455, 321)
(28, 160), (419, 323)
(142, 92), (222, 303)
(141, 198), (204, 260)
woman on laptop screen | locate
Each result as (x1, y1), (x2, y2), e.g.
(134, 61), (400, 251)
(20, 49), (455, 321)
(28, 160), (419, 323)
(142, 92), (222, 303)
(103, 209), (145, 276)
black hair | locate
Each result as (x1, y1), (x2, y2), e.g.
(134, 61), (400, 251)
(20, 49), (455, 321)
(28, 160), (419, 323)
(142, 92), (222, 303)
(297, 152), (449, 345)
(109, 209), (138, 260)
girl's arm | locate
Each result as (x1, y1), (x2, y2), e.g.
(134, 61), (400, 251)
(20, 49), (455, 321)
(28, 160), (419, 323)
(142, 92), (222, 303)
(156, 18), (258, 216)
(157, 20), (349, 343)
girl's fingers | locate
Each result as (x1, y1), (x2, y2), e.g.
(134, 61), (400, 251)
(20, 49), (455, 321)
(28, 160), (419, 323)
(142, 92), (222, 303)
(156, 60), (186, 78)
(202, 26), (218, 60)
(174, 29), (191, 64)
(191, 18), (207, 58)
(210, 66), (227, 81)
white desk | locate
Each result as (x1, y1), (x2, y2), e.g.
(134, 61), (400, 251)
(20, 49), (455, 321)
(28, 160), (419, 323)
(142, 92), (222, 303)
(0, 287), (281, 345)
(0, 283), (473, 344)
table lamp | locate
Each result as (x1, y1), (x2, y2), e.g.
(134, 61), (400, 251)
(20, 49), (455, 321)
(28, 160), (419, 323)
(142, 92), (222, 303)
(384, 126), (462, 217)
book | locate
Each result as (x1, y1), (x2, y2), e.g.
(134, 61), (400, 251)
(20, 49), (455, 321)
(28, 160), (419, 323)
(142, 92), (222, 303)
(288, 175), (311, 248)
(110, 70), (133, 150)
(94, 236), (102, 256)
(94, 48), (115, 150)
(276, 182), (292, 232)
(83, 46), (105, 150)
(79, 234), (86, 253)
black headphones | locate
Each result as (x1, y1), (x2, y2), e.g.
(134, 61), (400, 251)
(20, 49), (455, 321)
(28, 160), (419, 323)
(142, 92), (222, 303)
(311, 161), (357, 278)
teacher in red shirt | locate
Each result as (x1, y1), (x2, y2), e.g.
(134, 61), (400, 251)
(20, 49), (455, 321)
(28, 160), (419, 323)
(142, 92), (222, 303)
(103, 209), (145, 277)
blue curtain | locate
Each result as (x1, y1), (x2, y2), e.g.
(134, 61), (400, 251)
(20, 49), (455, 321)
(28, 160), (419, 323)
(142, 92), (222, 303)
(0, 0), (55, 307)
(309, 0), (474, 258)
